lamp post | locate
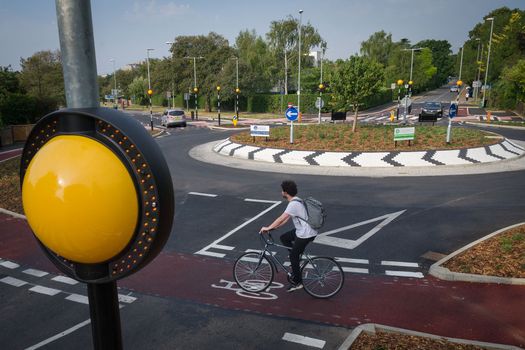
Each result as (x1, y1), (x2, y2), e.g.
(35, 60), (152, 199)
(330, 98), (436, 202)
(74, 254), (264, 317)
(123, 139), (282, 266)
(317, 46), (325, 124)
(109, 58), (117, 109)
(184, 56), (204, 119)
(297, 9), (303, 121)
(474, 38), (481, 101)
(458, 44), (464, 82)
(146, 48), (155, 130)
(482, 17), (495, 108)
(231, 57), (239, 121)
(165, 41), (176, 109)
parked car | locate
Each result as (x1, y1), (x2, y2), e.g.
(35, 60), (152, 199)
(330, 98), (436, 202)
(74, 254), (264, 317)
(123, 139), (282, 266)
(450, 85), (459, 93)
(161, 109), (187, 127)
(419, 101), (443, 122)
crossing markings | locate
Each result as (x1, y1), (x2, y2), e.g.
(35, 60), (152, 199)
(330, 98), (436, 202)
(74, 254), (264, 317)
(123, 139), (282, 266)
(282, 332), (326, 349)
(51, 275), (79, 285)
(23, 268), (49, 277)
(29, 285), (61, 296)
(0, 276), (28, 287)
(386, 270), (424, 278)
(188, 192), (218, 198)
(0, 260), (20, 269)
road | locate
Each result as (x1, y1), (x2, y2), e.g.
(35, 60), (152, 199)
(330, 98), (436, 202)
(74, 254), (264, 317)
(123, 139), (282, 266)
(1, 91), (525, 349)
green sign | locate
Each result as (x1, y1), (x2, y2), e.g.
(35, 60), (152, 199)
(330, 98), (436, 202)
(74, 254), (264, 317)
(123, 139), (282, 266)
(394, 127), (415, 141)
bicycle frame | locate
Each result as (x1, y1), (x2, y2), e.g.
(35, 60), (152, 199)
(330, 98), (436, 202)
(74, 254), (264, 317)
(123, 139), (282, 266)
(257, 232), (314, 276)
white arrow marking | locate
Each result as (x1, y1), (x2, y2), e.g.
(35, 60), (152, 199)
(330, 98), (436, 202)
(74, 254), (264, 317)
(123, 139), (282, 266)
(314, 210), (406, 250)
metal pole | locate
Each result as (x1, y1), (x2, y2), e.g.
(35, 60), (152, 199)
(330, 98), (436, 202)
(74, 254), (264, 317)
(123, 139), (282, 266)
(297, 9), (303, 124)
(318, 51), (323, 124)
(55, 2), (122, 349)
(110, 59), (117, 108)
(55, 0), (99, 108)
(458, 45), (464, 81)
(146, 48), (154, 130)
(409, 50), (415, 82)
(474, 39), (481, 101)
(218, 91), (221, 126)
(482, 18), (494, 108)
(236, 57), (239, 121)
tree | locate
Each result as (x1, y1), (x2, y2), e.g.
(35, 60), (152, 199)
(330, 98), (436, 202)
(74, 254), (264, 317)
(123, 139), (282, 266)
(330, 55), (384, 132)
(0, 66), (21, 99)
(128, 76), (148, 105)
(266, 16), (322, 95)
(360, 31), (394, 66)
(416, 39), (454, 88)
(18, 50), (64, 104)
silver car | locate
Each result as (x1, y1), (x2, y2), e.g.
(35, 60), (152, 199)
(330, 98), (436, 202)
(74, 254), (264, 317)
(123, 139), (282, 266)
(161, 109), (187, 127)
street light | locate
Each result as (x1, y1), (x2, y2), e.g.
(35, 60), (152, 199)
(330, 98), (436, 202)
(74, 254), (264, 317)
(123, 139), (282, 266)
(482, 17), (495, 108)
(146, 48), (155, 130)
(458, 44), (464, 82)
(297, 9), (303, 119)
(109, 58), (117, 109)
(184, 56), (204, 119)
(317, 45), (325, 124)
(474, 38), (482, 101)
(165, 41), (176, 109)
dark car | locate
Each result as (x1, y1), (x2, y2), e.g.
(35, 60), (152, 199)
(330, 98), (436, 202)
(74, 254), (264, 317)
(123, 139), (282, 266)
(419, 102), (443, 122)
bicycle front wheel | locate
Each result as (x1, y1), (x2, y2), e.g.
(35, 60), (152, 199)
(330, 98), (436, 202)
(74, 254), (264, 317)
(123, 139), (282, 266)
(301, 257), (344, 298)
(233, 252), (274, 293)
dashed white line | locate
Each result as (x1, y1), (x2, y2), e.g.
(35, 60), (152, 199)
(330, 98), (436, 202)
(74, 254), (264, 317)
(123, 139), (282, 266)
(25, 319), (92, 350)
(335, 258), (369, 265)
(29, 285), (61, 296)
(282, 332), (326, 349)
(0, 260), (20, 269)
(51, 275), (79, 285)
(385, 271), (424, 278)
(342, 267), (369, 274)
(381, 261), (419, 268)
(244, 198), (281, 204)
(188, 192), (218, 197)
(0, 276), (28, 287)
(23, 269), (49, 277)
(65, 293), (89, 304)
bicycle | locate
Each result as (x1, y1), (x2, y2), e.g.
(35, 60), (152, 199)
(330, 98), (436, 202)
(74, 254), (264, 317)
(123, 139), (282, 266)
(233, 231), (344, 299)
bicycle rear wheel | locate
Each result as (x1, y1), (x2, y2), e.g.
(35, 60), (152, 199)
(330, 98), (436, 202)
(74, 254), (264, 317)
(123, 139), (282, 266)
(233, 252), (274, 293)
(301, 257), (344, 298)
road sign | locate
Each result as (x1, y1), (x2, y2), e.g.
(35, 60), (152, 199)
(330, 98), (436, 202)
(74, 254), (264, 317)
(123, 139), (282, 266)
(250, 125), (270, 137)
(315, 97), (324, 109)
(166, 91), (172, 98)
(232, 115), (238, 127)
(184, 93), (190, 101)
(287, 102), (293, 108)
(394, 127), (415, 141)
(391, 83), (397, 90)
(285, 107), (299, 121)
(472, 80), (482, 88)
(449, 102), (458, 118)
(400, 96), (412, 107)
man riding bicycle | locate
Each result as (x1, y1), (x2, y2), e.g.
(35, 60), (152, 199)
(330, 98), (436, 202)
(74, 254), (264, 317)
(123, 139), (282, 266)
(260, 180), (318, 292)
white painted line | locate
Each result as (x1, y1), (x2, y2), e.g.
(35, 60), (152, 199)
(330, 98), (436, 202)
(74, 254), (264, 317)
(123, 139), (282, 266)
(282, 332), (326, 349)
(65, 293), (89, 304)
(244, 198), (281, 204)
(381, 261), (419, 268)
(0, 276), (28, 287)
(118, 294), (137, 304)
(51, 275), (79, 285)
(29, 285), (62, 296)
(25, 319), (91, 350)
(335, 258), (369, 265)
(0, 207), (26, 219)
(23, 269), (49, 277)
(212, 244), (235, 251)
(196, 201), (282, 256)
(0, 260), (20, 269)
(342, 267), (369, 274)
(196, 250), (226, 258)
(188, 192), (218, 198)
(386, 271), (424, 278)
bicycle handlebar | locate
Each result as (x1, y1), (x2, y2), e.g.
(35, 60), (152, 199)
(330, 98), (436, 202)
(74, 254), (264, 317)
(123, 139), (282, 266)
(259, 230), (275, 245)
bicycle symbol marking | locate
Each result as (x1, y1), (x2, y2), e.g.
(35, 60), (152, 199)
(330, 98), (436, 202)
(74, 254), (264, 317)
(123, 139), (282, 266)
(211, 279), (283, 300)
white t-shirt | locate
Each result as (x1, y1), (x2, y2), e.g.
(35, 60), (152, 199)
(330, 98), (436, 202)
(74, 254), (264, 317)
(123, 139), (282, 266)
(285, 197), (318, 239)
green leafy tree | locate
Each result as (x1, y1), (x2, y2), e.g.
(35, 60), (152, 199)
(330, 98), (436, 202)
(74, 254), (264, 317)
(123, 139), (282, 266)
(416, 39), (454, 87)
(0, 66), (21, 99)
(128, 76), (148, 105)
(266, 16), (322, 95)
(360, 30), (394, 66)
(18, 50), (64, 104)
(329, 55), (384, 132)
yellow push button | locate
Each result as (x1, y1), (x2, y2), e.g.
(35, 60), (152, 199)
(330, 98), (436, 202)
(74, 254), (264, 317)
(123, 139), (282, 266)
(22, 135), (139, 264)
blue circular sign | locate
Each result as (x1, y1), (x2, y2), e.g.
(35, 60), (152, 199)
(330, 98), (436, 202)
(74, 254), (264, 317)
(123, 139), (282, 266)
(285, 107), (298, 121)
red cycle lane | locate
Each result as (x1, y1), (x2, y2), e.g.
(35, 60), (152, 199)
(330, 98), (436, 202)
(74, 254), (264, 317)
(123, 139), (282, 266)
(1, 213), (524, 348)
(0, 148), (22, 162)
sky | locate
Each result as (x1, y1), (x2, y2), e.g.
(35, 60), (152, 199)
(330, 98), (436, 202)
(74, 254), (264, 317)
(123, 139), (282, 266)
(1, 0), (524, 76)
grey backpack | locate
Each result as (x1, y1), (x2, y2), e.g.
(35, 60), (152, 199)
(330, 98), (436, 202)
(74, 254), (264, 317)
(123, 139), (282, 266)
(293, 197), (326, 230)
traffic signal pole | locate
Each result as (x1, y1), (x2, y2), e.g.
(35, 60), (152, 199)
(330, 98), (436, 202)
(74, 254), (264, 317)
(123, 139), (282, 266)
(55, 1), (123, 348)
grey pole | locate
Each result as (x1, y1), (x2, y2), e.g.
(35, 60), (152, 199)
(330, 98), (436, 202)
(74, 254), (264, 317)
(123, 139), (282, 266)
(184, 56), (203, 120)
(110, 58), (117, 108)
(146, 48), (154, 130)
(409, 50), (415, 82)
(482, 17), (495, 108)
(474, 38), (481, 100)
(458, 45), (464, 81)
(293, 9), (303, 145)
(166, 41), (175, 109)
(318, 50), (323, 124)
(55, 0), (99, 108)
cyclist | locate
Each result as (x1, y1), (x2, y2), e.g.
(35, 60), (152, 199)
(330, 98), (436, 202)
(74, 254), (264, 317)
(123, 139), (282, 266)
(260, 180), (318, 292)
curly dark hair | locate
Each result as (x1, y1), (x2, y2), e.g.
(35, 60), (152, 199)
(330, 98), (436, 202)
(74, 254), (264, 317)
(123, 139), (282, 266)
(281, 180), (298, 197)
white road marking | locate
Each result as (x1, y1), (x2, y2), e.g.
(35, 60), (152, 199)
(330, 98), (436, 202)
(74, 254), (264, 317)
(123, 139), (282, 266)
(315, 210), (406, 250)
(385, 271), (424, 278)
(25, 319), (91, 350)
(244, 198), (281, 204)
(212, 244), (235, 251)
(196, 200), (281, 257)
(29, 285), (61, 296)
(51, 275), (79, 285)
(0, 260), (20, 269)
(65, 293), (89, 304)
(196, 250), (226, 258)
(23, 269), (49, 277)
(0, 276), (28, 287)
(381, 261), (419, 268)
(342, 267), (369, 274)
(188, 192), (218, 197)
(282, 332), (326, 348)
(118, 294), (137, 303)
(335, 258), (369, 264)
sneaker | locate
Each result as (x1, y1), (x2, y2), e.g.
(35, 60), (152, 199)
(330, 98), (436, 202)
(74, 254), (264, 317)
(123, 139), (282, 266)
(286, 282), (303, 293)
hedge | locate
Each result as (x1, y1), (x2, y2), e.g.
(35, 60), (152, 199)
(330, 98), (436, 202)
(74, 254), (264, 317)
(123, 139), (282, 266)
(0, 94), (59, 127)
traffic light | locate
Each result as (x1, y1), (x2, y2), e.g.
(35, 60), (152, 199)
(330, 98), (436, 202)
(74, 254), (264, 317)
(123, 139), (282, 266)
(193, 87), (199, 93)
(235, 87), (241, 94)
(216, 85), (221, 91)
(147, 89), (153, 96)
(318, 83), (325, 92)
(397, 79), (404, 86)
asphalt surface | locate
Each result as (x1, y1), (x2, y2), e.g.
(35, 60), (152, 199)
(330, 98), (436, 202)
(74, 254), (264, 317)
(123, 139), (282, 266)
(1, 90), (525, 349)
